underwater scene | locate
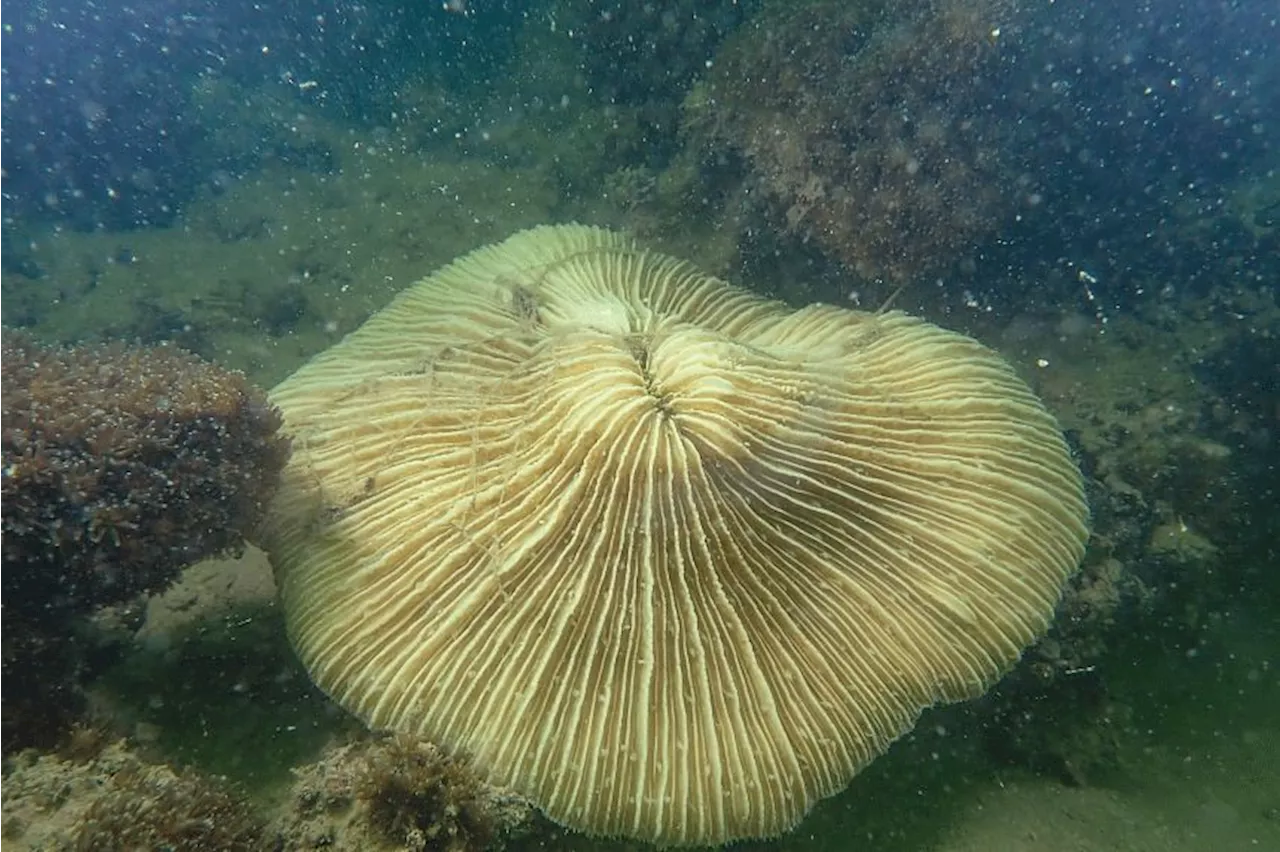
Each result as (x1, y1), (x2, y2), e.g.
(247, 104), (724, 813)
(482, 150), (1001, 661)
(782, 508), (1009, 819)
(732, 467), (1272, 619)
(2, 0), (1278, 849)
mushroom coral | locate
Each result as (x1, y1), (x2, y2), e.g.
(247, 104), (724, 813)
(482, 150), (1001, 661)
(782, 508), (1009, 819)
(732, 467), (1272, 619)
(263, 224), (1088, 845)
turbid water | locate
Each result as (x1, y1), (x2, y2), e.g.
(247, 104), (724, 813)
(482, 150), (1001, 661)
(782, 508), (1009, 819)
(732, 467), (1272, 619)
(3, 1), (1277, 849)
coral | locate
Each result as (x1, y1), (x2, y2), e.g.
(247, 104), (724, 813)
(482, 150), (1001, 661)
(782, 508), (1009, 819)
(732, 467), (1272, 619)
(683, 0), (1021, 283)
(1, 331), (289, 752)
(274, 735), (533, 851)
(1, 331), (288, 612)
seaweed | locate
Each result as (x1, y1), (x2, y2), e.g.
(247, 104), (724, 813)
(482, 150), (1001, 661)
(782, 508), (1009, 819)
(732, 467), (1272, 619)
(1, 331), (289, 752)
(72, 761), (267, 852)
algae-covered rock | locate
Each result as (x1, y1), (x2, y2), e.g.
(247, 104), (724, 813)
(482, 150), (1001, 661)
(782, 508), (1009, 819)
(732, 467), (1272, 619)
(274, 735), (533, 851)
(1, 331), (289, 752)
(1, 738), (266, 852)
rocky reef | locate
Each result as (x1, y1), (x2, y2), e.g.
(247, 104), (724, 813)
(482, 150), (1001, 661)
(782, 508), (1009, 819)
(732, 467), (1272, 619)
(1, 331), (289, 751)
(655, 0), (1278, 306)
(2, 735), (267, 851)
(679, 0), (1021, 283)
(1, 0), (1276, 845)
(276, 735), (533, 851)
(975, 281), (1280, 782)
(1, 732), (533, 852)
